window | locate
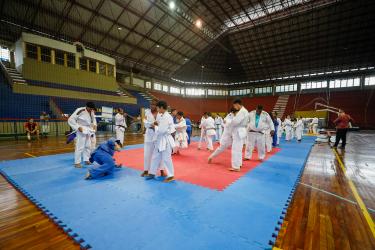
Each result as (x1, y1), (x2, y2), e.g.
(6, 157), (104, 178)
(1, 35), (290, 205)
(67, 53), (75, 68)
(154, 82), (162, 91)
(80, 57), (87, 71)
(26, 43), (37, 59)
(40, 47), (51, 63)
(170, 86), (180, 94)
(99, 62), (106, 75)
(162, 85), (169, 92)
(107, 64), (114, 76)
(55, 50), (65, 65)
(145, 81), (152, 89)
(275, 84), (297, 93)
(301, 81), (328, 90)
(0, 47), (10, 61)
(255, 86), (272, 94)
(186, 88), (205, 96)
(89, 59), (96, 72)
(208, 89), (227, 96)
(329, 78), (361, 88)
(365, 76), (375, 86)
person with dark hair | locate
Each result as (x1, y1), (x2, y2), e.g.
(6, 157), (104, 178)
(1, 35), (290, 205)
(294, 116), (304, 142)
(333, 109), (353, 149)
(270, 112), (279, 147)
(200, 112), (216, 151)
(198, 112), (207, 150)
(185, 116), (192, 145)
(208, 108), (237, 163)
(171, 108), (178, 124)
(68, 102), (97, 168)
(283, 115), (293, 141)
(174, 111), (188, 153)
(229, 98), (249, 171)
(244, 105), (274, 161)
(24, 118), (40, 141)
(214, 113), (224, 142)
(146, 100), (176, 183)
(85, 138), (122, 180)
(115, 108), (127, 145)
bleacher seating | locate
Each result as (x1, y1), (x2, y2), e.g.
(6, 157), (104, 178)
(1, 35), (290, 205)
(0, 71), (50, 118)
(126, 90), (152, 109)
(53, 97), (140, 117)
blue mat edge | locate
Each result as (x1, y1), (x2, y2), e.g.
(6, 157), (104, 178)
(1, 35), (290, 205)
(0, 169), (92, 249)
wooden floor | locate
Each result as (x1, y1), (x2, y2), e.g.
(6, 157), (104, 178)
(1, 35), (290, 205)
(0, 132), (374, 249)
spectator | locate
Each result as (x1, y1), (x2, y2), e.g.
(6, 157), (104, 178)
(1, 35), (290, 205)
(40, 111), (50, 137)
(24, 118), (40, 141)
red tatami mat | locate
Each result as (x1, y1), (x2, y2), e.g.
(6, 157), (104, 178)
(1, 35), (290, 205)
(114, 142), (280, 191)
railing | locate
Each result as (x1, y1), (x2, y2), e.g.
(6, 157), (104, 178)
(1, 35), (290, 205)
(0, 118), (144, 139)
(0, 60), (14, 88)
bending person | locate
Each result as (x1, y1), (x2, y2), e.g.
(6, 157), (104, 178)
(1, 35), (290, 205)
(85, 138), (122, 179)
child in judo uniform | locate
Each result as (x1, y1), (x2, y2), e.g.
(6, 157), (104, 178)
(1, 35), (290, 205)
(85, 138), (122, 180)
(294, 117), (304, 142)
(283, 115), (293, 141)
(174, 111), (188, 153)
(200, 113), (216, 151)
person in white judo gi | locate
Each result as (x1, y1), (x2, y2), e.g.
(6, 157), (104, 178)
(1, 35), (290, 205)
(201, 113), (216, 151)
(214, 113), (224, 142)
(274, 112), (282, 146)
(311, 117), (319, 134)
(114, 108), (127, 145)
(198, 113), (207, 150)
(146, 100), (176, 183)
(228, 99), (249, 172)
(174, 111), (188, 153)
(244, 105), (275, 161)
(208, 108), (236, 163)
(294, 117), (304, 142)
(283, 115), (293, 141)
(68, 102), (97, 168)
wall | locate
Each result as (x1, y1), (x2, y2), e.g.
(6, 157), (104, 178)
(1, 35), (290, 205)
(151, 92), (279, 121)
(285, 90), (375, 128)
(14, 39), (24, 72)
(13, 84), (137, 104)
(22, 58), (118, 91)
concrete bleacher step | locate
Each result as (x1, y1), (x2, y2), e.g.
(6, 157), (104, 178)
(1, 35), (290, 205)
(273, 95), (290, 118)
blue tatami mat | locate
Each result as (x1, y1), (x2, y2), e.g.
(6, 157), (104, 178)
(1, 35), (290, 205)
(0, 137), (315, 250)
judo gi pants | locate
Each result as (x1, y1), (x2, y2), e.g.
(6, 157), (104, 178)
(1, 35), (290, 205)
(89, 150), (115, 179)
(75, 132), (91, 164)
(272, 130), (278, 146)
(312, 124), (318, 134)
(334, 128), (348, 148)
(215, 126), (222, 141)
(295, 128), (303, 141)
(245, 132), (266, 160)
(115, 128), (125, 145)
(206, 135), (214, 150)
(231, 133), (245, 169)
(144, 141), (155, 171)
(285, 129), (292, 141)
(149, 145), (174, 177)
(210, 137), (232, 159)
(187, 129), (192, 145)
(266, 134), (272, 152)
(198, 130), (205, 149)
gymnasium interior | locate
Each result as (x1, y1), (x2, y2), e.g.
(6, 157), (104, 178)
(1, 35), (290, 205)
(0, 0), (374, 249)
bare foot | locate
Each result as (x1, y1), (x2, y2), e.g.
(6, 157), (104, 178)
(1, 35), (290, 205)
(208, 157), (212, 164)
(228, 168), (240, 172)
(84, 161), (92, 165)
(74, 163), (82, 168)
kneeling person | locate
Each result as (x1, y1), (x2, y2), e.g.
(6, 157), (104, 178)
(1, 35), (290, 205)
(85, 138), (122, 179)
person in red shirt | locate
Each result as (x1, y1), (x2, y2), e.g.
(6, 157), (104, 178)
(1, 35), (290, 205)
(333, 110), (353, 149)
(24, 118), (40, 141)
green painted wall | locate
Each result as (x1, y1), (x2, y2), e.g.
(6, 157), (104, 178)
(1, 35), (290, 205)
(22, 58), (118, 91)
(13, 84), (137, 104)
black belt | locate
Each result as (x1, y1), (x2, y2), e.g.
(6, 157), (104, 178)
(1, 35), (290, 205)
(249, 130), (264, 134)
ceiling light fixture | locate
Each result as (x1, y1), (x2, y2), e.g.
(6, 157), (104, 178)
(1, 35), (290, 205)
(195, 19), (202, 29)
(118, 27), (122, 30)
(169, 1), (176, 10)
(156, 44), (160, 48)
